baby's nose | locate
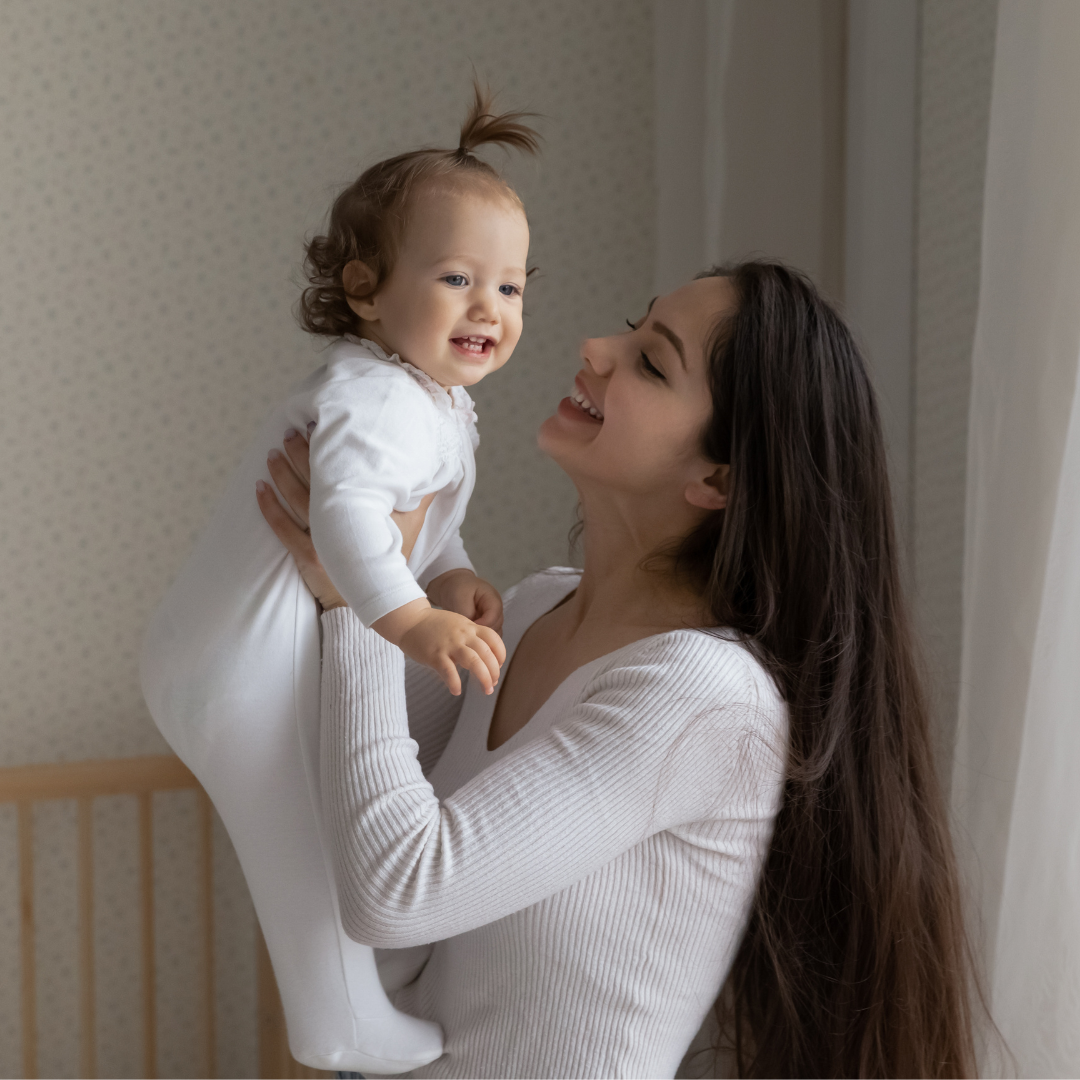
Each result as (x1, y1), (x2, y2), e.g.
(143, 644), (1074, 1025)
(469, 297), (499, 322)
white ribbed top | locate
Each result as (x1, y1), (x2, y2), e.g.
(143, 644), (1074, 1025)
(321, 570), (788, 1079)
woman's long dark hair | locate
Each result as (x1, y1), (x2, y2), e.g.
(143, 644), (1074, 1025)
(680, 262), (977, 1077)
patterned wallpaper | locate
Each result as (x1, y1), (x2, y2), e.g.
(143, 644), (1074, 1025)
(0, 2), (654, 1075)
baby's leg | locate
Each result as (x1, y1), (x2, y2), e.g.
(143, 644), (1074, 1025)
(141, 455), (442, 1074)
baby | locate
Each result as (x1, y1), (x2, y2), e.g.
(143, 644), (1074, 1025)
(140, 88), (537, 1074)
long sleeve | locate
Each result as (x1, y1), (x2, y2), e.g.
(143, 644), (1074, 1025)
(304, 368), (438, 627)
(320, 607), (787, 950)
(404, 658), (464, 776)
(416, 528), (474, 590)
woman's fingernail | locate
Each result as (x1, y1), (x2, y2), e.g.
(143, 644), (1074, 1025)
(267, 449), (281, 461)
(284, 428), (299, 440)
(256, 480), (267, 493)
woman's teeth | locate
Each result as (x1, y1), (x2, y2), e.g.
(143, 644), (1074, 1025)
(570, 386), (604, 419)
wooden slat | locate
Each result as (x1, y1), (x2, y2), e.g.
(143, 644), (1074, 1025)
(199, 790), (217, 1079)
(78, 797), (97, 1079)
(139, 791), (157, 1080)
(18, 802), (37, 1080)
(0, 755), (198, 803)
(257, 925), (286, 1079)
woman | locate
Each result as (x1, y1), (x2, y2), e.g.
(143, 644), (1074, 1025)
(257, 261), (977, 1078)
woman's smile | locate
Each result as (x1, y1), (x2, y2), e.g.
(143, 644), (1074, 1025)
(558, 373), (605, 423)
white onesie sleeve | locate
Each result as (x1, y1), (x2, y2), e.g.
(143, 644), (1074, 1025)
(416, 527), (473, 589)
(303, 364), (442, 627)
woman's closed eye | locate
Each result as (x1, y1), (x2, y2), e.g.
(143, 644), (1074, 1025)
(625, 319), (665, 379)
(640, 352), (665, 379)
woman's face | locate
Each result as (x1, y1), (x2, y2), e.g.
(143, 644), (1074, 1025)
(538, 276), (735, 509)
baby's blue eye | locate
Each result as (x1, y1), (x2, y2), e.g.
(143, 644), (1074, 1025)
(444, 274), (467, 287)
(499, 283), (521, 297)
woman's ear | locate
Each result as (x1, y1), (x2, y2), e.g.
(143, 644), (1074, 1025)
(684, 464), (730, 511)
(342, 260), (379, 320)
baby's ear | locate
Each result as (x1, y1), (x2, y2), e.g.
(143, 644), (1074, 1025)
(342, 260), (379, 318)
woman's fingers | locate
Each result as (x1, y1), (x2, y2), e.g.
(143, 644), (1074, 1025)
(256, 480), (347, 610)
(283, 428), (312, 485)
(257, 479), (316, 563)
(267, 449), (311, 528)
(471, 588), (504, 634)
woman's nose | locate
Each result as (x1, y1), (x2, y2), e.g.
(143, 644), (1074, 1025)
(580, 336), (616, 375)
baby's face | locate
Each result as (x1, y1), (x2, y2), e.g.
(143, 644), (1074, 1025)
(358, 187), (530, 388)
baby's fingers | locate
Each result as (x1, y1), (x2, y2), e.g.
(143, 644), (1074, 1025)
(476, 624), (507, 667)
(433, 656), (464, 697)
(452, 639), (500, 696)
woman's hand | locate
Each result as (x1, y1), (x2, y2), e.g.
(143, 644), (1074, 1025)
(256, 428), (438, 613)
(256, 430), (347, 611)
(427, 568), (504, 635)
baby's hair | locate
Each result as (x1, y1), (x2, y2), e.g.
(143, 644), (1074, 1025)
(298, 82), (540, 337)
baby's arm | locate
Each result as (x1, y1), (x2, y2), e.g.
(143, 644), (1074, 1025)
(372, 601), (505, 697)
(301, 375), (505, 693)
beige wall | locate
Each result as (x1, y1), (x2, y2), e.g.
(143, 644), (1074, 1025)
(653, 0), (846, 300)
(912, 0), (999, 773)
(0, 2), (654, 1075)
(716, 0), (847, 301)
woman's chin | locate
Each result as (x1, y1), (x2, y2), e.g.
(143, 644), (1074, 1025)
(537, 402), (601, 456)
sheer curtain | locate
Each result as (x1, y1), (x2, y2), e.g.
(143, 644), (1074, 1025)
(952, 2), (1080, 1074)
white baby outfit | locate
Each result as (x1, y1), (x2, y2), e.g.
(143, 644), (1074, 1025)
(140, 337), (476, 1073)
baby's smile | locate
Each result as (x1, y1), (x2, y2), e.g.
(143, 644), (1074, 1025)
(451, 334), (496, 359)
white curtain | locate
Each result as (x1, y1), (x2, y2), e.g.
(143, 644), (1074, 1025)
(952, 2), (1080, 1075)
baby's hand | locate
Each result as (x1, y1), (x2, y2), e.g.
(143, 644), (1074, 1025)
(372, 599), (506, 696)
(398, 608), (506, 696)
(427, 569), (504, 633)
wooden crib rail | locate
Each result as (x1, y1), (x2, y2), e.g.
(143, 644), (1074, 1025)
(0, 755), (213, 1080)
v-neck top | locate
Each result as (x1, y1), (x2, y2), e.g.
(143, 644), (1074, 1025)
(426, 569), (604, 795)
(321, 568), (789, 1079)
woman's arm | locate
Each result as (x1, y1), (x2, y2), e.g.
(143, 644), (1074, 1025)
(320, 606), (786, 949)
(403, 658), (464, 776)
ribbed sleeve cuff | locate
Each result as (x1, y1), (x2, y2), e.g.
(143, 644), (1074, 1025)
(320, 606), (406, 741)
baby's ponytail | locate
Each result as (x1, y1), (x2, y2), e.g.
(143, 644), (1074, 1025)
(457, 82), (541, 159)
(298, 82), (539, 338)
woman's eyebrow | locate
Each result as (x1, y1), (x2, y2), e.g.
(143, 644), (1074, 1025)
(650, 320), (687, 369)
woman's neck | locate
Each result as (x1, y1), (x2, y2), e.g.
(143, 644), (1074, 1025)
(560, 496), (714, 640)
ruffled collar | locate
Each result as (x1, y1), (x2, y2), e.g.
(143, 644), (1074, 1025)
(345, 335), (478, 428)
